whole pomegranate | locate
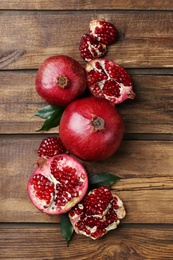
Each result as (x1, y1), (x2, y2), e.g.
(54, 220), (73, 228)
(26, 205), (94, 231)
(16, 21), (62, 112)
(69, 186), (126, 240)
(59, 96), (124, 161)
(35, 55), (87, 106)
(27, 154), (88, 214)
(86, 58), (136, 104)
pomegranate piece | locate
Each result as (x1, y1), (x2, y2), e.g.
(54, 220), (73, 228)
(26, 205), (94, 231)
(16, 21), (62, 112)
(86, 58), (136, 104)
(59, 96), (124, 162)
(35, 55), (87, 106)
(37, 136), (67, 157)
(69, 186), (126, 240)
(27, 154), (88, 214)
(89, 19), (117, 45)
(79, 34), (107, 61)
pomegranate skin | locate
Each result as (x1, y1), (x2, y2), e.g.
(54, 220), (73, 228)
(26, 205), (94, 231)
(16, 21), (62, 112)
(59, 96), (125, 161)
(35, 55), (87, 106)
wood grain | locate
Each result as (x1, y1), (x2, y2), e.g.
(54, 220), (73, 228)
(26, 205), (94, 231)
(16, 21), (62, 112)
(1, 224), (173, 259)
(1, 136), (173, 223)
(0, 0), (173, 10)
(0, 12), (173, 69)
(0, 72), (173, 134)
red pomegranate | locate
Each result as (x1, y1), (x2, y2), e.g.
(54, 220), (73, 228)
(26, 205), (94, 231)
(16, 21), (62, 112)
(35, 55), (87, 106)
(86, 58), (136, 104)
(27, 154), (88, 214)
(69, 186), (126, 240)
(59, 96), (124, 161)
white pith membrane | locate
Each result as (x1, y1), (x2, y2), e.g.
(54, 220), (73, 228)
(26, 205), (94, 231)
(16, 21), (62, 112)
(86, 59), (135, 104)
(28, 155), (88, 214)
(89, 20), (103, 41)
(87, 41), (106, 61)
(69, 187), (126, 240)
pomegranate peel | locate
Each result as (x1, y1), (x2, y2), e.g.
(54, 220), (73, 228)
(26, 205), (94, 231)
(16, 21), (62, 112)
(27, 154), (88, 215)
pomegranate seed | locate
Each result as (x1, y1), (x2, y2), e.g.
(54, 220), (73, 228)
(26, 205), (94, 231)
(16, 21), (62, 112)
(37, 136), (67, 157)
(79, 34), (107, 61)
(89, 19), (117, 45)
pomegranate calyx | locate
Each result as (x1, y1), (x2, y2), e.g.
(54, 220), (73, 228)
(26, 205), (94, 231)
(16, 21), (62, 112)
(128, 89), (136, 99)
(91, 115), (105, 132)
(56, 74), (69, 89)
(36, 156), (48, 168)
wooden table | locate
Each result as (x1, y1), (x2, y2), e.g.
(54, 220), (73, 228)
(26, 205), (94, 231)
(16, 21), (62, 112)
(0, 1), (173, 259)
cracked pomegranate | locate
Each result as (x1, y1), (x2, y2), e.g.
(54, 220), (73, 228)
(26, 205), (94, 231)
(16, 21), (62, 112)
(86, 58), (136, 104)
(27, 154), (88, 214)
(69, 186), (126, 240)
(79, 34), (107, 61)
(37, 136), (67, 157)
(89, 19), (117, 45)
(35, 55), (87, 106)
(59, 96), (124, 161)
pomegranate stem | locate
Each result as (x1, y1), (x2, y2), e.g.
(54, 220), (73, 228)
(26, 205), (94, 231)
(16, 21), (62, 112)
(56, 75), (69, 89)
(92, 116), (105, 132)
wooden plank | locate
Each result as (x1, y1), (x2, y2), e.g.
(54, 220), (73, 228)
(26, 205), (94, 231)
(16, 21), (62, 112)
(0, 72), (173, 134)
(0, 136), (173, 223)
(0, 224), (173, 259)
(0, 11), (173, 69)
(0, 0), (173, 10)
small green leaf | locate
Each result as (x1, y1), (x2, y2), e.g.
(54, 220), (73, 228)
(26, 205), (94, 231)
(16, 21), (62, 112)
(32, 105), (63, 119)
(31, 104), (65, 131)
(89, 172), (121, 190)
(36, 109), (63, 131)
(60, 213), (74, 246)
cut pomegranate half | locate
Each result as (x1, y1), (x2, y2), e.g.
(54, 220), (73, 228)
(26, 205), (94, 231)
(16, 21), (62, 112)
(27, 154), (88, 214)
(86, 58), (136, 104)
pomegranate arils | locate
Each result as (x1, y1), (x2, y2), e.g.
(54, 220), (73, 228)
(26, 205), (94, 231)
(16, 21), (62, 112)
(79, 34), (107, 61)
(86, 58), (136, 104)
(69, 186), (126, 240)
(83, 186), (113, 216)
(89, 20), (117, 45)
(37, 136), (67, 158)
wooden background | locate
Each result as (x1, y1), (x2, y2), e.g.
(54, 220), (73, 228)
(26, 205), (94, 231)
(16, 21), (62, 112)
(0, 1), (173, 259)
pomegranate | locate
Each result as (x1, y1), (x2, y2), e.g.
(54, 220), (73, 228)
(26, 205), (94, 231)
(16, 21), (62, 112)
(69, 186), (126, 240)
(79, 34), (107, 61)
(86, 58), (136, 104)
(89, 19), (118, 45)
(37, 136), (67, 158)
(27, 154), (88, 214)
(35, 55), (87, 106)
(59, 96), (124, 161)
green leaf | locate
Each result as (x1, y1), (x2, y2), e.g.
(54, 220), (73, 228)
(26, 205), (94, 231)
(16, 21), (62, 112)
(36, 109), (63, 131)
(89, 172), (121, 190)
(60, 213), (74, 246)
(31, 104), (65, 131)
(32, 105), (62, 119)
